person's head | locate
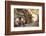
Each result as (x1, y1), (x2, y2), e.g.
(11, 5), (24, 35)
(19, 17), (21, 20)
